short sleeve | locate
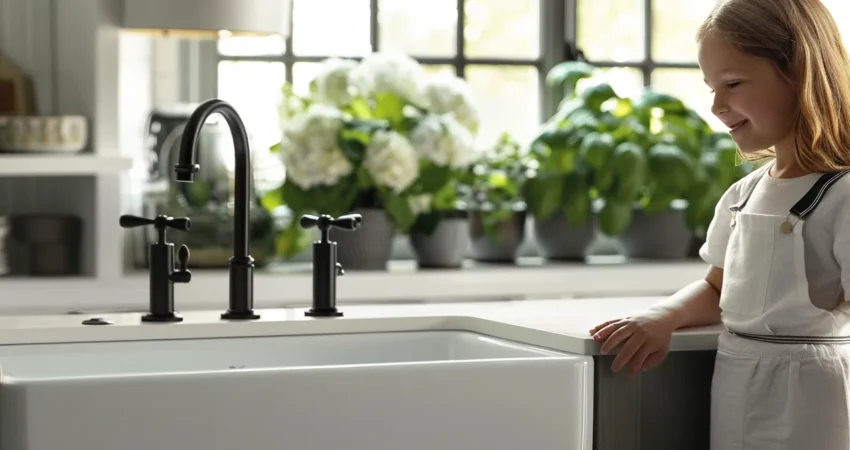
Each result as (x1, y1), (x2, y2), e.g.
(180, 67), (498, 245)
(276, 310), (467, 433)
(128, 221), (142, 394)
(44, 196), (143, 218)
(699, 183), (742, 269)
(832, 204), (850, 297)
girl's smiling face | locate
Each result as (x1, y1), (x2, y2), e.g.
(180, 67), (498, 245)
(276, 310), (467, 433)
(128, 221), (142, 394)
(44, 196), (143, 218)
(698, 31), (798, 154)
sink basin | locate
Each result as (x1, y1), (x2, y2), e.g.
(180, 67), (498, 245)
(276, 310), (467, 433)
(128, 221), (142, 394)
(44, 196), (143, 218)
(0, 330), (593, 450)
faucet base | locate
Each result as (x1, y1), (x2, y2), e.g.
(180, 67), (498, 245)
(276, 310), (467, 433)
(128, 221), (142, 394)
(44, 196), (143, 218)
(305, 308), (343, 318)
(220, 310), (261, 321)
(141, 312), (184, 323)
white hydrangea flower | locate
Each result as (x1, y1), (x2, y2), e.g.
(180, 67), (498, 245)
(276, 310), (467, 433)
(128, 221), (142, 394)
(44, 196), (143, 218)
(363, 130), (420, 193)
(312, 57), (358, 106)
(279, 104), (354, 189)
(422, 73), (480, 133)
(277, 88), (306, 126)
(408, 194), (433, 215)
(348, 52), (426, 105)
(409, 114), (479, 168)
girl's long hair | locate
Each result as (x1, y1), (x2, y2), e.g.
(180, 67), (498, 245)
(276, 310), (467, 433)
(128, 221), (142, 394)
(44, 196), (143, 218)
(698, 0), (850, 172)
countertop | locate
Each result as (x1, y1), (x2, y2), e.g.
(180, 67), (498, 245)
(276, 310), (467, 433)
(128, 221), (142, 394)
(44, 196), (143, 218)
(0, 297), (723, 355)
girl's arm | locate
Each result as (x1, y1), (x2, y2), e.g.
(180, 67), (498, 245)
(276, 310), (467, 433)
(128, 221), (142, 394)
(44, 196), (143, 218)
(648, 265), (723, 330)
(588, 265), (723, 376)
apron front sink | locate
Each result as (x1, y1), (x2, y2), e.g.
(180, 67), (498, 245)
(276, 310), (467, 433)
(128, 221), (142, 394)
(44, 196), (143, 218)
(0, 330), (594, 450)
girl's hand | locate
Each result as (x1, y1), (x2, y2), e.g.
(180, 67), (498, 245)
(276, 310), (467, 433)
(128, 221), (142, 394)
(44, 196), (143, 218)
(588, 309), (678, 377)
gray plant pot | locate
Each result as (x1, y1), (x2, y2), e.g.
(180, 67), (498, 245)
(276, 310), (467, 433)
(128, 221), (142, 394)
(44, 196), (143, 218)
(618, 208), (694, 259)
(330, 208), (395, 271)
(533, 212), (595, 261)
(469, 210), (526, 263)
(410, 218), (470, 269)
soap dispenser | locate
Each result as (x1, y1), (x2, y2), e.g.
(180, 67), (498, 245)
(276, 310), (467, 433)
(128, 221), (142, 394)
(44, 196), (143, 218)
(299, 213), (362, 317)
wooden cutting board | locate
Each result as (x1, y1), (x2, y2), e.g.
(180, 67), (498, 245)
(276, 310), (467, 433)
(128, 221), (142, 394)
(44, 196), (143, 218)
(0, 52), (37, 116)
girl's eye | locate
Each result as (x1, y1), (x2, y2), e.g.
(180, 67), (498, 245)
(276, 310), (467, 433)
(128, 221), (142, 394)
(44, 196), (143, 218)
(709, 82), (741, 94)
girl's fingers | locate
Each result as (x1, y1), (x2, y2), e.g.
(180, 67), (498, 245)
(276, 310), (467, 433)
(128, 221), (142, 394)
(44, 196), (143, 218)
(611, 334), (646, 372)
(641, 349), (668, 372)
(594, 320), (627, 341)
(589, 319), (620, 335)
(626, 344), (655, 377)
(600, 324), (633, 354)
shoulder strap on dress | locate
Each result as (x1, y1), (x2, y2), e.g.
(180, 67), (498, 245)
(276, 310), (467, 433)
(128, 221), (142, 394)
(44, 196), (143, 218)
(790, 169), (850, 219)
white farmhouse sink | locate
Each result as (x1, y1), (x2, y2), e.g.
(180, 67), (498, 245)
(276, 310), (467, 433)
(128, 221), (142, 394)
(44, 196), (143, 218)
(0, 330), (593, 450)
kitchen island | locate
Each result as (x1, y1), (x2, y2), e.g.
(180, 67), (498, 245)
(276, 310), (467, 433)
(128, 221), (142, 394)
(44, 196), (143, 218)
(0, 296), (720, 450)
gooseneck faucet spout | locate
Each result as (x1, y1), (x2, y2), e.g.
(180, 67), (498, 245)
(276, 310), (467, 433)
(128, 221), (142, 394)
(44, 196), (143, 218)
(174, 98), (260, 320)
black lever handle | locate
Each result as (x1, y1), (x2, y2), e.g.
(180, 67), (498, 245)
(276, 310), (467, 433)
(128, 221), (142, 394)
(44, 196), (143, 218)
(332, 214), (363, 231)
(120, 214), (190, 244)
(300, 213), (362, 239)
(119, 214), (191, 232)
(119, 215), (154, 228)
(170, 244), (192, 284)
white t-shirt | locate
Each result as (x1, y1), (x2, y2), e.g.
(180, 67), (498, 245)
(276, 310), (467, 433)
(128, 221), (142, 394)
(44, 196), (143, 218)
(700, 165), (850, 311)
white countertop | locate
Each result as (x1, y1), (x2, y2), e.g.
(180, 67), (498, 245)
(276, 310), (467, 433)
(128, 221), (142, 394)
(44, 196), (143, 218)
(0, 297), (723, 355)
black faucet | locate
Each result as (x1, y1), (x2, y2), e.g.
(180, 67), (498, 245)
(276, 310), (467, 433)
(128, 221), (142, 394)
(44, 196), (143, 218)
(119, 214), (192, 322)
(174, 98), (260, 321)
(299, 213), (362, 317)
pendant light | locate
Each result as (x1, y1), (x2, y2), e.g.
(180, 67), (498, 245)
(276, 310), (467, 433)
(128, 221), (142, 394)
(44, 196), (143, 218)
(122, 0), (291, 38)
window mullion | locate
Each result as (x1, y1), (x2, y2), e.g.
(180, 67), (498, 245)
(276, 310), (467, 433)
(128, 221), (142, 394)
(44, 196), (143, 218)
(643, 0), (653, 86)
(370, 0), (379, 52)
(284, 0), (295, 84)
(456, 0), (465, 77)
(540, 0), (570, 119)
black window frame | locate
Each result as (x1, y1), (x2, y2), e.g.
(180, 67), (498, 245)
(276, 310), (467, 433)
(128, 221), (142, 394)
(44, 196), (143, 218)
(214, 0), (571, 123)
(569, 0), (700, 87)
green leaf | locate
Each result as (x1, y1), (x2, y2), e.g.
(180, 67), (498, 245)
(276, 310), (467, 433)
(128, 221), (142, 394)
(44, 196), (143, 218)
(634, 90), (687, 115)
(411, 211), (442, 236)
(269, 142), (281, 153)
(597, 200), (633, 236)
(341, 118), (387, 146)
(579, 82), (618, 112)
(282, 177), (359, 218)
(578, 131), (616, 171)
(526, 175), (563, 220)
(562, 172), (591, 225)
(349, 97), (373, 120)
(357, 166), (374, 189)
(411, 163), (452, 194)
(380, 189), (416, 231)
(260, 188), (284, 211)
(373, 92), (407, 129)
(545, 61), (596, 92)
(431, 181), (459, 210)
(338, 137), (365, 165)
(275, 221), (313, 259)
(281, 180), (311, 213)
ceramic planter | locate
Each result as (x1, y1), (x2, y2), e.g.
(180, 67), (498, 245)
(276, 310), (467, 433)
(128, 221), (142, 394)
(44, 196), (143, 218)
(533, 212), (595, 261)
(409, 217), (470, 269)
(331, 208), (395, 271)
(469, 210), (527, 264)
(618, 207), (693, 259)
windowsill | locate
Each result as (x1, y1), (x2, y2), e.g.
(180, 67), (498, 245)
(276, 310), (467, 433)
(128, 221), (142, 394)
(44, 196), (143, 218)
(2, 256), (708, 316)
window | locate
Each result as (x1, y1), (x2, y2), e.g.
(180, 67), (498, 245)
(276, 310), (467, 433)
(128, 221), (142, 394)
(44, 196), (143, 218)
(575, 0), (722, 130)
(215, 0), (545, 152)
(212, 0), (788, 261)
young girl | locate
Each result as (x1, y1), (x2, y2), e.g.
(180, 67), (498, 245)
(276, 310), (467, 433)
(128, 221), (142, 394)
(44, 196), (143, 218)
(589, 0), (850, 448)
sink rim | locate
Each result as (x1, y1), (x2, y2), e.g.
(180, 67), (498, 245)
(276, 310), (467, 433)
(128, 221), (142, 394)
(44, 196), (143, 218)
(0, 328), (584, 382)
